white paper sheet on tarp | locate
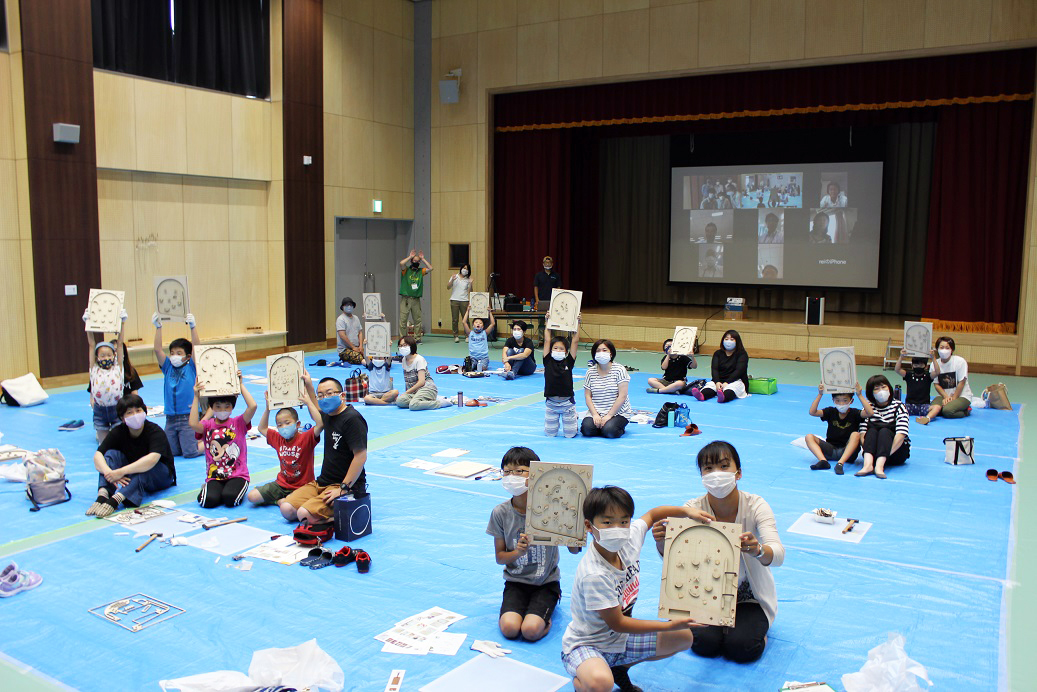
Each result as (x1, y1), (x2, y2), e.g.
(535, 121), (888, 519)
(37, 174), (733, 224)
(160, 639), (344, 692)
(115, 510), (206, 539)
(402, 458), (443, 470)
(787, 512), (872, 543)
(432, 448), (470, 458)
(419, 654), (568, 692)
(790, 436), (809, 450)
(0, 462), (27, 482)
(181, 523), (272, 556)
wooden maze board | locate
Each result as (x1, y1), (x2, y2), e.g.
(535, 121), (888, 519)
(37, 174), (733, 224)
(819, 346), (856, 394)
(669, 326), (698, 357)
(266, 351), (304, 408)
(658, 518), (742, 627)
(469, 292), (490, 319)
(363, 293), (383, 321)
(903, 321), (933, 357)
(195, 344), (240, 396)
(545, 289), (582, 333)
(524, 461), (593, 547)
(84, 289), (125, 333)
(154, 276), (190, 322)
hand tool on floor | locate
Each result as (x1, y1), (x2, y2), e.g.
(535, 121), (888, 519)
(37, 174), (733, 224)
(136, 532), (163, 552)
(842, 519), (859, 534)
(203, 516), (248, 530)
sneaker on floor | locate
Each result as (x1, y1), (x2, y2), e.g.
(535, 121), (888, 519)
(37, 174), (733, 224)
(835, 462), (845, 475)
(810, 460), (831, 471)
(436, 396), (455, 407)
(0, 563), (16, 581)
(0, 568), (42, 597)
(454, 336), (459, 343)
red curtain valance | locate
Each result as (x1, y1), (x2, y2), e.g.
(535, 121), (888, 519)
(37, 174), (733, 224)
(494, 49), (1035, 132)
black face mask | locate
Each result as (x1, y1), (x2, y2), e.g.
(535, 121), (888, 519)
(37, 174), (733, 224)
(411, 262), (420, 269)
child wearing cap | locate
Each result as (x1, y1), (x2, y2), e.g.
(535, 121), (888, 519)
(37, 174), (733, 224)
(336, 297), (365, 365)
(502, 321), (537, 380)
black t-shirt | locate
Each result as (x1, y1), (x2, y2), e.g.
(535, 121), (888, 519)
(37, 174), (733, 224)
(533, 271), (561, 302)
(710, 350), (749, 389)
(98, 420), (176, 483)
(902, 369), (933, 405)
(820, 407), (863, 448)
(662, 354), (692, 382)
(543, 353), (576, 398)
(504, 337), (537, 364)
(317, 405), (368, 487)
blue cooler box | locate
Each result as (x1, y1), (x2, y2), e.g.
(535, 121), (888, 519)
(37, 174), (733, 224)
(333, 493), (373, 541)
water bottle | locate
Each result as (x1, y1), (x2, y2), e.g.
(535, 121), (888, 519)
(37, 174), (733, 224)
(457, 391), (464, 407)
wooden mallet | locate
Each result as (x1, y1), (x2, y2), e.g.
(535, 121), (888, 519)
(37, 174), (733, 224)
(203, 517), (248, 530)
(136, 533), (163, 552)
(842, 519), (859, 534)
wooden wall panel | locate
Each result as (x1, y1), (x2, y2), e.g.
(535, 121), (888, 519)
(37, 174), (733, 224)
(20, 0), (100, 376)
(283, 0), (325, 345)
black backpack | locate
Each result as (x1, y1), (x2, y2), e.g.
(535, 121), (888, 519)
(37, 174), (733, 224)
(653, 402), (680, 428)
(462, 356), (476, 373)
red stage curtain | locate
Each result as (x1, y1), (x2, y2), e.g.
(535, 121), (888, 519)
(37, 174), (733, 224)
(922, 101), (1032, 326)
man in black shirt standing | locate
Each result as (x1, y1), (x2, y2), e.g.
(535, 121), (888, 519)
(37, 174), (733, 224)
(281, 377), (368, 524)
(533, 256), (561, 346)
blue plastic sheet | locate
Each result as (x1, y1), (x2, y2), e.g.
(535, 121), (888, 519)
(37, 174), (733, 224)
(0, 353), (1017, 690)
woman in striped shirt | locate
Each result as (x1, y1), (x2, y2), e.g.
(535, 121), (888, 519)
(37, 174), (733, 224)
(581, 339), (633, 439)
(856, 374), (910, 479)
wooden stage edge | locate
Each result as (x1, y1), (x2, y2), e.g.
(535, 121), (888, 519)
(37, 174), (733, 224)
(435, 304), (1030, 377)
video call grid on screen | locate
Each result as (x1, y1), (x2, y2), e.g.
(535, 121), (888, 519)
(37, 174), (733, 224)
(669, 162), (883, 288)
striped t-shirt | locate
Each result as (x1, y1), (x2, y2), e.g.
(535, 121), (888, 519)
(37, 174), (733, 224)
(859, 400), (910, 440)
(583, 362), (633, 419)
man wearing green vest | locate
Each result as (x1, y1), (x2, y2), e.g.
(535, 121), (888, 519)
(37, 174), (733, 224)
(399, 249), (433, 342)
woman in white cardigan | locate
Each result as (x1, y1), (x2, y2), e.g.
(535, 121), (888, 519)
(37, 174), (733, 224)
(653, 440), (784, 663)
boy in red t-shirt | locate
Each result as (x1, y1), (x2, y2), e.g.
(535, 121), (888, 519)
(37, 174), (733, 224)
(247, 372), (324, 506)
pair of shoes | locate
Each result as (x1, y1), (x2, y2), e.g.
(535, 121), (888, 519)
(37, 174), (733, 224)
(301, 548), (332, 568)
(680, 424), (701, 437)
(0, 564), (42, 597)
(987, 469), (1016, 483)
(454, 336), (460, 343)
(810, 460), (831, 471)
(645, 387), (658, 394)
(334, 546), (371, 572)
(915, 416), (930, 425)
(58, 419), (84, 431)
(465, 399), (487, 407)
(689, 387), (704, 401)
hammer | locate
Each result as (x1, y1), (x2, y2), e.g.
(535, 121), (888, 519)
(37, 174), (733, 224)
(136, 533), (163, 552)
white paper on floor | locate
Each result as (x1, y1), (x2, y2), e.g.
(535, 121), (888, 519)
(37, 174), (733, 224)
(419, 654), (568, 692)
(787, 512), (872, 543)
(182, 523), (272, 556)
(402, 458), (443, 470)
(431, 448), (470, 458)
(121, 511), (207, 539)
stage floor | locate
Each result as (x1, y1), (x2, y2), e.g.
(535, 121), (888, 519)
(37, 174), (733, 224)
(583, 302), (914, 330)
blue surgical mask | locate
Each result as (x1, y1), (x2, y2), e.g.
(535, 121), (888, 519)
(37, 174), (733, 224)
(723, 339), (737, 351)
(319, 396), (341, 414)
(277, 424), (298, 440)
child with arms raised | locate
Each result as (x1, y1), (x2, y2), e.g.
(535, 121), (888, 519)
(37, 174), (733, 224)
(562, 486), (713, 692)
(84, 306), (128, 444)
(152, 312), (202, 458)
(189, 373), (257, 507)
(542, 311), (581, 438)
(247, 371), (323, 506)
(804, 382), (872, 474)
(894, 350), (934, 421)
(646, 338), (696, 394)
(487, 447), (580, 642)
(462, 306), (495, 372)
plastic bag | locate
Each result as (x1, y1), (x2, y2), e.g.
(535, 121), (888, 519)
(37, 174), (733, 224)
(842, 633), (932, 692)
(249, 638), (344, 691)
(159, 639), (344, 692)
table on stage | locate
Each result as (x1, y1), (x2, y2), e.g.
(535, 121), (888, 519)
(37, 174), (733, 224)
(491, 310), (546, 344)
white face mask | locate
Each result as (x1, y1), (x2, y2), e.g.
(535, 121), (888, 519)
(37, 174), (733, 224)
(594, 352), (611, 365)
(594, 526), (630, 552)
(214, 410), (232, 421)
(124, 412), (147, 430)
(938, 348), (952, 360)
(544, 266), (552, 272)
(702, 471), (738, 499)
(399, 345), (411, 357)
(501, 475), (528, 496)
(461, 269), (469, 277)
(551, 350), (567, 361)
(874, 388), (890, 404)
(372, 359), (385, 368)
(723, 339), (737, 351)
(169, 355), (185, 367)
(835, 403), (851, 414)
(512, 330), (523, 339)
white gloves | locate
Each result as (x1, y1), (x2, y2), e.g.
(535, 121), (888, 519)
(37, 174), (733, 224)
(152, 312), (163, 328)
(470, 640), (511, 658)
(120, 308), (128, 322)
(82, 308), (90, 323)
(186, 313), (196, 329)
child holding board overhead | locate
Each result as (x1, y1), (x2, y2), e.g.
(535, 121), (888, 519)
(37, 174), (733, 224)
(803, 382), (872, 474)
(189, 373), (257, 507)
(542, 310), (581, 438)
(646, 338), (696, 394)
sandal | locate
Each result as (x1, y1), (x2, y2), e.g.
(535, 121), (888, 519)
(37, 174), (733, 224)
(679, 424), (701, 437)
(1000, 471), (1016, 484)
(355, 550), (371, 573)
(986, 468), (999, 481)
(299, 547), (326, 567)
(93, 497), (118, 518)
(308, 550), (334, 569)
(854, 469), (875, 477)
(333, 546), (356, 567)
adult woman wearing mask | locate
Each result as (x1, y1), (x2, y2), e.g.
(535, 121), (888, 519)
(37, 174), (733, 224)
(917, 337), (973, 424)
(86, 394), (177, 517)
(447, 263), (473, 343)
(581, 340), (633, 439)
(856, 374), (911, 478)
(690, 330), (750, 403)
(502, 321), (537, 380)
(652, 440), (783, 663)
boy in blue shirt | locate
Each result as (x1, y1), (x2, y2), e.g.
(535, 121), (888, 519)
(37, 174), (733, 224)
(152, 312), (201, 458)
(462, 306), (495, 372)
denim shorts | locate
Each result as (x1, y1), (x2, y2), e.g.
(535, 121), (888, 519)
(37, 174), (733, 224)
(93, 404), (120, 431)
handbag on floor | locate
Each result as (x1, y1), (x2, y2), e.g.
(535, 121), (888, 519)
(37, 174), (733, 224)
(343, 369), (369, 402)
(1, 373), (48, 407)
(983, 383), (1012, 410)
(674, 403), (692, 428)
(943, 436), (975, 465)
(682, 378), (708, 395)
(24, 448), (71, 511)
(652, 402), (679, 428)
